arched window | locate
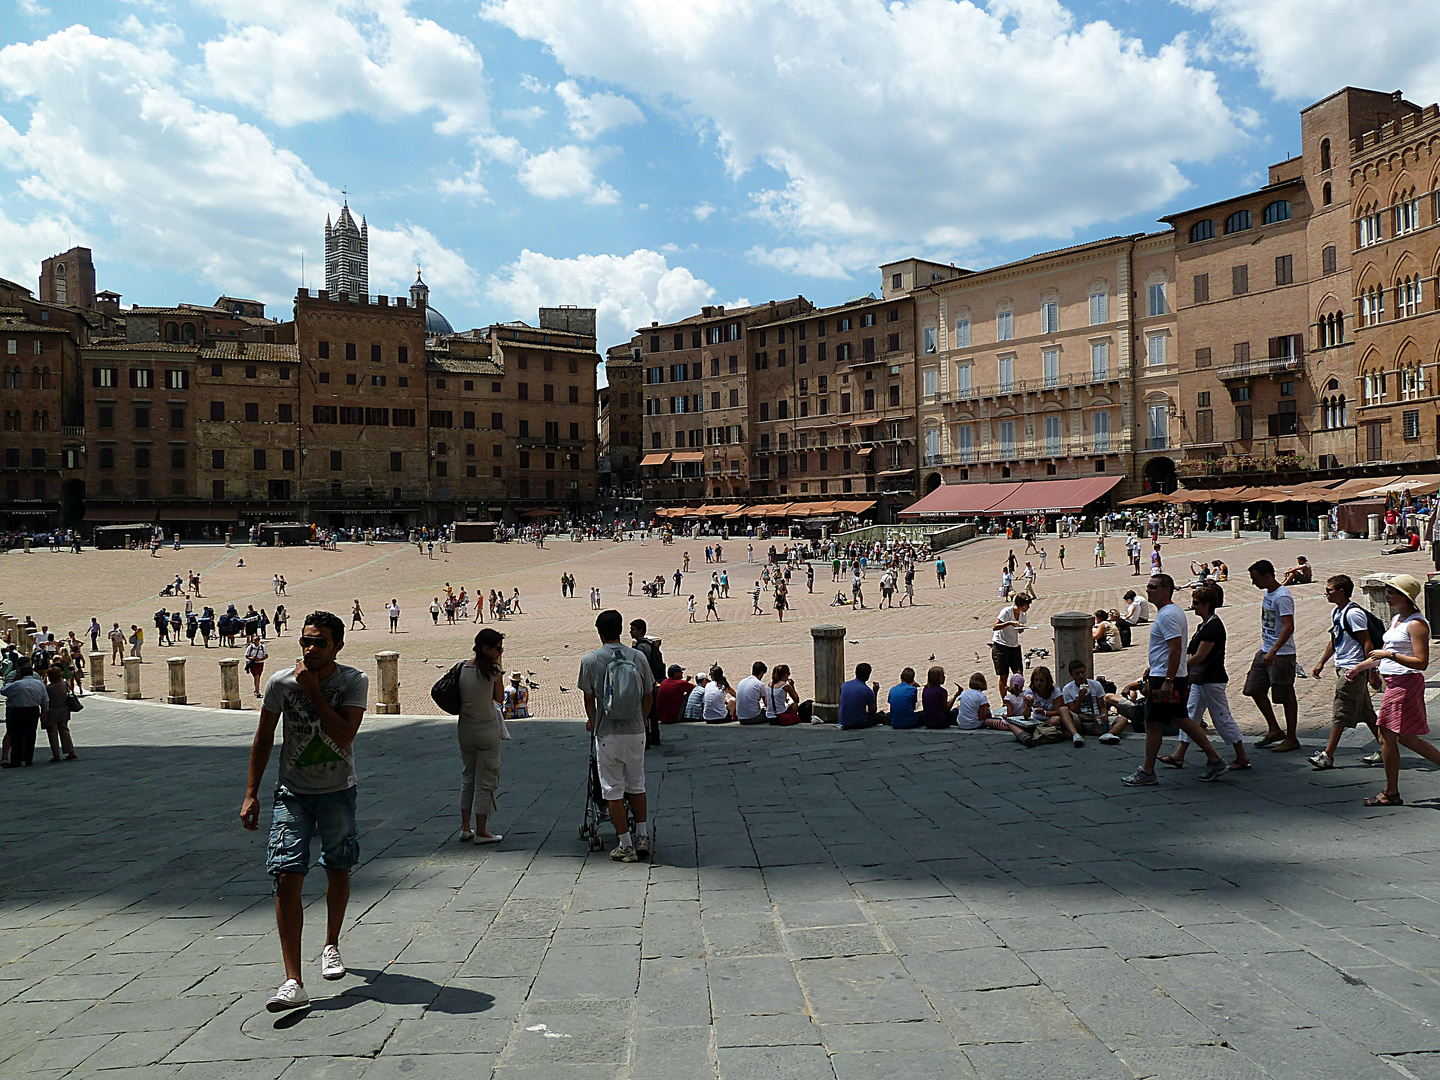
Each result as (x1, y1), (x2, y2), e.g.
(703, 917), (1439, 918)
(1320, 138), (1331, 171)
(1397, 275), (1423, 318)
(164, 322), (180, 342)
(31, 366), (40, 389)
(1338, 393), (1347, 426)
(1189, 219), (1214, 243)
(39, 410), (48, 432)
(41, 367), (50, 390)
(181, 322), (196, 343)
(1322, 182), (1332, 206)
(1224, 210), (1252, 234)
(1262, 200), (1291, 225)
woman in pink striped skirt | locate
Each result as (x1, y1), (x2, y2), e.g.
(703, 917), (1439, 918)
(1346, 574), (1438, 806)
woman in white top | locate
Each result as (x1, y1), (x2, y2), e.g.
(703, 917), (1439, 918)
(1345, 573), (1438, 806)
(244, 634), (268, 697)
(457, 628), (506, 842)
(765, 664), (801, 725)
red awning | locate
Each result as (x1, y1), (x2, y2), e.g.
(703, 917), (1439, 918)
(670, 451), (705, 463)
(985, 476), (1124, 514)
(639, 452), (670, 467)
(897, 482), (1022, 517)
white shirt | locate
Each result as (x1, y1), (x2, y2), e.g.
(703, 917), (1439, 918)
(1331, 603), (1371, 670)
(1062, 678), (1105, 718)
(1260, 585), (1296, 655)
(388, 604), (401, 619)
(992, 605), (1026, 648)
(1148, 602), (1189, 678)
(1379, 613), (1428, 676)
(955, 688), (990, 729)
(702, 682), (730, 721)
(735, 675), (767, 721)
(1125, 598), (1150, 622)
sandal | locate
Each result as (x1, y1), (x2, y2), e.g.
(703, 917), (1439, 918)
(1255, 733), (1284, 748)
(1363, 792), (1404, 807)
(1159, 754), (1186, 769)
(1228, 760), (1252, 771)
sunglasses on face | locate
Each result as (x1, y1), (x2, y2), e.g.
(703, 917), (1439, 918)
(299, 636), (332, 648)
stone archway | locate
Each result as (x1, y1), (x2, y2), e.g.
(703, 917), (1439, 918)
(925, 473), (942, 494)
(1143, 456), (1177, 495)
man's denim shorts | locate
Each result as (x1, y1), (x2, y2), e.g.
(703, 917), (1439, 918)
(266, 785), (359, 877)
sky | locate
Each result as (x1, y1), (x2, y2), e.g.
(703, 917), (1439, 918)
(3, 0), (1440, 363)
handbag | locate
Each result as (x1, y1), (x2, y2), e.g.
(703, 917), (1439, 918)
(499, 716), (512, 741)
(430, 661), (464, 714)
(66, 693), (83, 712)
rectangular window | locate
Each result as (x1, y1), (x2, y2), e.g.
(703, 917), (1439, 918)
(1236, 404), (1253, 440)
(1147, 405), (1169, 450)
(996, 311), (1013, 341)
(1092, 411), (1111, 452)
(389, 452), (403, 472)
(1042, 349), (1059, 388)
(318, 341), (329, 359)
(133, 406), (150, 429)
(841, 393), (851, 413)
(312, 405), (338, 424)
(1091, 341), (1108, 380)
(244, 402), (259, 422)
(1195, 347), (1212, 368)
(1232, 264), (1249, 295)
(1195, 409), (1213, 443)
(1041, 301), (1059, 334)
(278, 404), (292, 423)
(1088, 294), (1107, 325)
(1322, 245), (1337, 275)
(282, 449), (295, 471)
(170, 407), (185, 429)
(998, 355), (1013, 392)
(1147, 333), (1167, 367)
(345, 343), (356, 362)
(1193, 274), (1209, 304)
(955, 424), (974, 461)
(134, 448), (151, 470)
(253, 449), (266, 470)
(1275, 254), (1293, 286)
(130, 368), (152, 389)
(1147, 283), (1166, 316)
(999, 420), (1016, 460)
(97, 406), (114, 429)
(923, 369), (938, 398)
(1405, 409), (1421, 439)
(165, 369), (189, 390)
(1234, 341), (1251, 364)
(518, 382), (528, 400)
(93, 367), (116, 388)
(211, 449), (224, 469)
(364, 407), (389, 426)
(1044, 414), (1062, 456)
(953, 363), (971, 399)
(1366, 420), (1383, 460)
(923, 327), (937, 354)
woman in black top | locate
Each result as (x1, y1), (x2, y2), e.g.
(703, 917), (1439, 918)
(1159, 585), (1250, 770)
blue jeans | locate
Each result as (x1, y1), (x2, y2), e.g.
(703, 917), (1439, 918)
(266, 785), (359, 877)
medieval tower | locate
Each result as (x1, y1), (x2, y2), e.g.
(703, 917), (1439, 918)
(324, 201), (368, 298)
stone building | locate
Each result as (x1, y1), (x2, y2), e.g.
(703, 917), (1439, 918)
(601, 343), (643, 491)
(913, 236), (1177, 498)
(38, 247), (96, 311)
(324, 202), (369, 301)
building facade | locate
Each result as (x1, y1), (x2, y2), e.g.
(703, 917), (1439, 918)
(913, 236), (1177, 499)
(601, 343), (643, 491)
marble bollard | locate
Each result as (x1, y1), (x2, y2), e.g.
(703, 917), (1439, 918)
(167, 656), (187, 705)
(376, 650), (400, 714)
(1052, 612), (1095, 687)
(219, 658), (242, 709)
(810, 625), (846, 725)
(122, 656), (142, 700)
(89, 651), (105, 692)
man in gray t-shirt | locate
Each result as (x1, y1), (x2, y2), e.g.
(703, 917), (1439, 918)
(578, 610), (655, 862)
(240, 611), (368, 1014)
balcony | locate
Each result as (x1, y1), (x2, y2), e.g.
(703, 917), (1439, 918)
(941, 364), (1132, 405)
(62, 425), (84, 438)
(1215, 354), (1303, 382)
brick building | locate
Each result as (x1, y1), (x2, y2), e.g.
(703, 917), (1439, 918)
(38, 247), (96, 311)
(601, 343), (643, 492)
(912, 236), (1176, 499)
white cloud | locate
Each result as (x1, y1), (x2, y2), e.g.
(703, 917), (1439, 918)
(555, 80), (643, 140)
(487, 248), (716, 350)
(501, 105), (547, 124)
(516, 145), (620, 204)
(18, 0), (51, 17)
(692, 202), (715, 221)
(1182, 0), (1440, 103)
(520, 74), (548, 93)
(483, 0), (1245, 257)
(370, 223), (478, 300)
(748, 241), (878, 280)
(0, 25), (475, 304)
(199, 0), (490, 135)
(0, 207), (80, 288)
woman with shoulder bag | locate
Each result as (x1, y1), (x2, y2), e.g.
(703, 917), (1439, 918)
(456, 628), (506, 843)
(244, 634), (268, 697)
(44, 666), (77, 761)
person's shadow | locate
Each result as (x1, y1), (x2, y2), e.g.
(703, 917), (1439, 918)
(270, 968), (495, 1028)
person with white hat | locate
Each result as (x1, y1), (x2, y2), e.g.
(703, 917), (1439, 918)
(1345, 573), (1438, 806)
(502, 671), (530, 719)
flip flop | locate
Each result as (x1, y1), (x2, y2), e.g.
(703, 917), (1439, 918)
(1158, 754), (1186, 769)
(474, 834), (503, 844)
(1228, 760), (1252, 771)
(1363, 793), (1403, 807)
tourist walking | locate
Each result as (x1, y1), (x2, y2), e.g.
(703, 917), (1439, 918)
(1344, 574), (1439, 806)
(351, 601), (366, 631)
(1157, 585), (1250, 771)
(388, 599), (401, 633)
(1, 662), (46, 768)
(1244, 560), (1300, 753)
(43, 666), (76, 762)
(456, 628), (506, 843)
(241, 611), (368, 1013)
(1309, 574), (1383, 769)
(245, 634), (269, 697)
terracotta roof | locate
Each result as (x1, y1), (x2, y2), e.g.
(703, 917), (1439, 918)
(0, 316), (68, 334)
(81, 342), (202, 354)
(428, 357), (504, 376)
(200, 342), (299, 362)
(494, 340), (600, 358)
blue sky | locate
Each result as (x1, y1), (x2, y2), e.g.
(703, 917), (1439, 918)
(3, 0), (1440, 358)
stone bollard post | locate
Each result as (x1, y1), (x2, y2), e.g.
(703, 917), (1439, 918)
(166, 656), (187, 705)
(1099, 518), (1109, 537)
(1183, 516), (1193, 539)
(810, 625), (846, 725)
(88, 651), (105, 692)
(23, 537), (30, 553)
(1230, 515), (1241, 538)
(1368, 514), (1381, 541)
(376, 651), (401, 714)
(1319, 516), (1331, 541)
(1052, 612), (1095, 686)
(225, 530), (233, 548)
(1274, 519), (1286, 540)
(219, 658), (242, 709)
(1426, 581), (1440, 632)
(1360, 575), (1391, 620)
(1421, 515), (1433, 554)
(122, 656), (142, 700)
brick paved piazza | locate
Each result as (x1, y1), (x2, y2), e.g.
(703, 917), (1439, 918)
(1, 529), (1435, 725)
(5, 532), (1440, 1078)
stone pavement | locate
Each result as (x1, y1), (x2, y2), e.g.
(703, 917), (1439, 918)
(3, 530), (1434, 727)
(6, 696), (1440, 1078)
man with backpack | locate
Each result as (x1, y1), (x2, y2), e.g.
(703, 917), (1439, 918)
(1308, 574), (1384, 769)
(628, 619), (666, 747)
(579, 610), (656, 863)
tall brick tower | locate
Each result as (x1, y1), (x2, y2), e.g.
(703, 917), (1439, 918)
(324, 201), (368, 299)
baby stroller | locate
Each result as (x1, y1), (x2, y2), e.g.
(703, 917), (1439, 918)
(579, 736), (649, 858)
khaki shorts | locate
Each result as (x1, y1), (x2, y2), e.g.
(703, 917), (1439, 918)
(1242, 651), (1296, 703)
(1332, 670), (1378, 728)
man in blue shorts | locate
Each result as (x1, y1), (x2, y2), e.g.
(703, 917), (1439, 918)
(241, 611), (369, 1012)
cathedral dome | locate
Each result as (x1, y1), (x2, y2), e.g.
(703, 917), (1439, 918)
(425, 305), (454, 336)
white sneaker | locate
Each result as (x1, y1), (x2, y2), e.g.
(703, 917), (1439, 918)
(321, 945), (345, 981)
(1308, 751), (1333, 770)
(1099, 732), (1121, 744)
(1072, 734), (1084, 747)
(267, 978), (309, 1012)
(459, 830), (474, 842)
(634, 834), (651, 859)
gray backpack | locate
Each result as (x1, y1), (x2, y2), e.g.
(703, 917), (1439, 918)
(600, 645), (645, 726)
